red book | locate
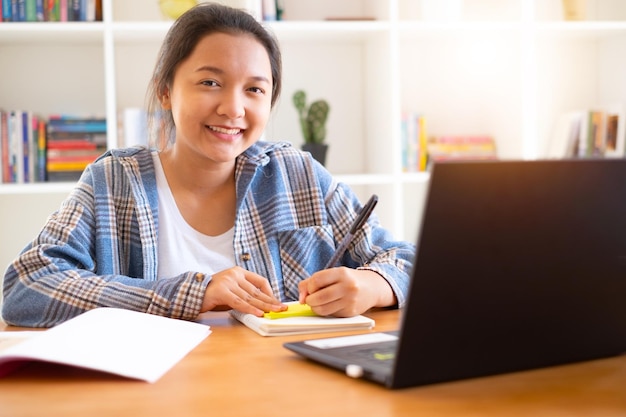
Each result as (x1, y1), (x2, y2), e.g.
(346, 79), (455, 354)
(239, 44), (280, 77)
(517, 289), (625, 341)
(46, 140), (98, 150)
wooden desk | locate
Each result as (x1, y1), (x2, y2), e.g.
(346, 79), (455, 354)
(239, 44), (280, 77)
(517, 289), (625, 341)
(1, 309), (625, 417)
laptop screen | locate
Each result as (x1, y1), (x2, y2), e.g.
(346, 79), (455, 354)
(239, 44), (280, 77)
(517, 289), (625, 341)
(391, 159), (626, 387)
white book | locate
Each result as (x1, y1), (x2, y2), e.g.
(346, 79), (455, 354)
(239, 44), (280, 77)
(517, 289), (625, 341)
(548, 111), (583, 158)
(9, 111), (23, 183)
(0, 308), (211, 383)
(230, 302), (375, 337)
(121, 107), (148, 148)
(262, 0), (276, 20)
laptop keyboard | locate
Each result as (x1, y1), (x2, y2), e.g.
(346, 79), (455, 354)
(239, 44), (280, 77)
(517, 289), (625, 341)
(353, 347), (395, 361)
(350, 342), (397, 365)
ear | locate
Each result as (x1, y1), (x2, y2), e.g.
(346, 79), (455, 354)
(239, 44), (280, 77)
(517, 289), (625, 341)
(159, 86), (172, 110)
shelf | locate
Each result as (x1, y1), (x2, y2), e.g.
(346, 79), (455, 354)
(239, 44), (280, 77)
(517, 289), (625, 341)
(0, 182), (75, 195)
(397, 20), (524, 33)
(0, 22), (104, 43)
(534, 21), (626, 39)
(268, 20), (390, 41)
(4, 13), (625, 44)
(334, 172), (429, 186)
(0, 173), (431, 196)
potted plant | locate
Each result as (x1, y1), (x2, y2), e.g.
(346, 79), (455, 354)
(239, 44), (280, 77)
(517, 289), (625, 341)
(292, 90), (330, 166)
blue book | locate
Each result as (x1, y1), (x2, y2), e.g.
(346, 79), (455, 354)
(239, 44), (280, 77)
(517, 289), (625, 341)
(35, 0), (43, 21)
(10, 0), (19, 21)
(69, 0), (79, 21)
(2, 0), (12, 21)
(21, 111), (30, 183)
(47, 118), (107, 133)
(15, 0), (25, 21)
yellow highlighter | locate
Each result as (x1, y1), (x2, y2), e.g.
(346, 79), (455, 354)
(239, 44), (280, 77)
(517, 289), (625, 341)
(264, 303), (318, 320)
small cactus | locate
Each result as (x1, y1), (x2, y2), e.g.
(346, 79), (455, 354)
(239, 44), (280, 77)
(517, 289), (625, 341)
(292, 90), (330, 144)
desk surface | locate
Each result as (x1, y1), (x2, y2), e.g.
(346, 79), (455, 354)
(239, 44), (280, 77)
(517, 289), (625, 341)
(1, 309), (626, 417)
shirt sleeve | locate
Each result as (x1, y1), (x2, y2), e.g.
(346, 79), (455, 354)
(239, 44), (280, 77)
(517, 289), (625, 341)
(1, 152), (209, 328)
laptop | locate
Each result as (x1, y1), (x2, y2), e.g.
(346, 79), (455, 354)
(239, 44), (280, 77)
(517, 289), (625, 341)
(284, 159), (626, 389)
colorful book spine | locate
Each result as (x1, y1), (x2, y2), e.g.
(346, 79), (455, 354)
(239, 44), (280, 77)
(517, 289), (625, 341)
(37, 117), (46, 181)
(47, 0), (58, 21)
(59, 0), (66, 21)
(11, 0), (19, 21)
(400, 111), (428, 172)
(46, 115), (107, 182)
(1, 0), (10, 21)
(0, 110), (9, 182)
(418, 115), (428, 172)
(67, 0), (78, 21)
(427, 136), (497, 162)
(15, 0), (25, 21)
(21, 111), (31, 183)
(0, 111), (4, 180)
(0, 110), (104, 183)
(9, 111), (23, 183)
(35, 0), (43, 20)
(0, 0), (101, 22)
(47, 117), (107, 133)
(47, 160), (92, 171)
(24, 0), (36, 21)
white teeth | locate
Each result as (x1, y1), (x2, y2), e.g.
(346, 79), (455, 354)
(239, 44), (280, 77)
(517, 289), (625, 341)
(209, 125), (241, 135)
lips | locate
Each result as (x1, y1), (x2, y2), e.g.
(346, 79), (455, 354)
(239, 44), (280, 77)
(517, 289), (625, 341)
(208, 125), (243, 135)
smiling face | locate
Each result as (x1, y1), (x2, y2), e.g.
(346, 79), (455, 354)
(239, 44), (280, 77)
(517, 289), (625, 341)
(159, 32), (273, 167)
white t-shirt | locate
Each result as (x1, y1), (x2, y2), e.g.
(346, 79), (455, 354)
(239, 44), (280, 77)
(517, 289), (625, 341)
(152, 152), (236, 279)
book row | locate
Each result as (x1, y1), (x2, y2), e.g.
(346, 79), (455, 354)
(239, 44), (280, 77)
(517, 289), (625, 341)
(401, 112), (497, 173)
(0, 110), (106, 183)
(0, 0), (102, 23)
(548, 104), (626, 159)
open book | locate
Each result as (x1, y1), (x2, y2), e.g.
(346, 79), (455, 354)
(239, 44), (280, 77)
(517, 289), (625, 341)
(230, 302), (375, 336)
(0, 308), (211, 383)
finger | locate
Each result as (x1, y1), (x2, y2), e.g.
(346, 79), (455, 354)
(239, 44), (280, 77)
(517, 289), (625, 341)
(203, 267), (284, 314)
(304, 284), (341, 310)
(224, 288), (273, 315)
(308, 297), (345, 317)
(234, 276), (287, 313)
(231, 288), (284, 315)
(244, 272), (280, 299)
(301, 270), (338, 298)
(298, 279), (310, 304)
(241, 281), (285, 310)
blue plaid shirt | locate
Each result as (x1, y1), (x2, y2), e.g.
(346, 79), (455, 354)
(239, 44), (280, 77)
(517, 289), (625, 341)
(2, 142), (414, 327)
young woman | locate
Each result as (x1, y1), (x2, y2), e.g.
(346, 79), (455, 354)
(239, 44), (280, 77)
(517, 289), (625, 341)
(2, 4), (415, 327)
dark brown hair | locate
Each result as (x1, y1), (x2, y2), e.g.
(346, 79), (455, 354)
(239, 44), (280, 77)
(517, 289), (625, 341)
(145, 3), (282, 148)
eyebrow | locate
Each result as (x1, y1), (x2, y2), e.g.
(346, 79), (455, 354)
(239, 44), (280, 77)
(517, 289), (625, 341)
(195, 65), (271, 84)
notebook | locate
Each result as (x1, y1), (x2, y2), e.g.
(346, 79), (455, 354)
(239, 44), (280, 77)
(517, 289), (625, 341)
(230, 302), (374, 336)
(284, 159), (626, 389)
(0, 308), (211, 382)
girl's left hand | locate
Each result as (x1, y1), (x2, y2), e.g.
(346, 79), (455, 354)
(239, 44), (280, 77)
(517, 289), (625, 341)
(297, 267), (396, 317)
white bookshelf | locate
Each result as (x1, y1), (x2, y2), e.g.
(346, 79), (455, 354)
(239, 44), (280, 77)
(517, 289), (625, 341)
(1, 0), (626, 275)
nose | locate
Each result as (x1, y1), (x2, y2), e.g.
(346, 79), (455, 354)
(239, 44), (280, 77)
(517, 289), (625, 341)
(217, 89), (245, 119)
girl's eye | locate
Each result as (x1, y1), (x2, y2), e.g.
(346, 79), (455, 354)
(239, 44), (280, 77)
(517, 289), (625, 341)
(248, 87), (265, 94)
(201, 80), (218, 87)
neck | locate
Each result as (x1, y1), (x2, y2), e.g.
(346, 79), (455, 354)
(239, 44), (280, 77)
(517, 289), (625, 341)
(157, 147), (238, 236)
(158, 148), (236, 195)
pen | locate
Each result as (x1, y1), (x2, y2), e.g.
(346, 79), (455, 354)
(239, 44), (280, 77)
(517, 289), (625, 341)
(324, 194), (378, 269)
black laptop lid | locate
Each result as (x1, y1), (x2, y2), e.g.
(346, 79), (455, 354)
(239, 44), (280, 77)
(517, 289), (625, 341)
(391, 159), (626, 388)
